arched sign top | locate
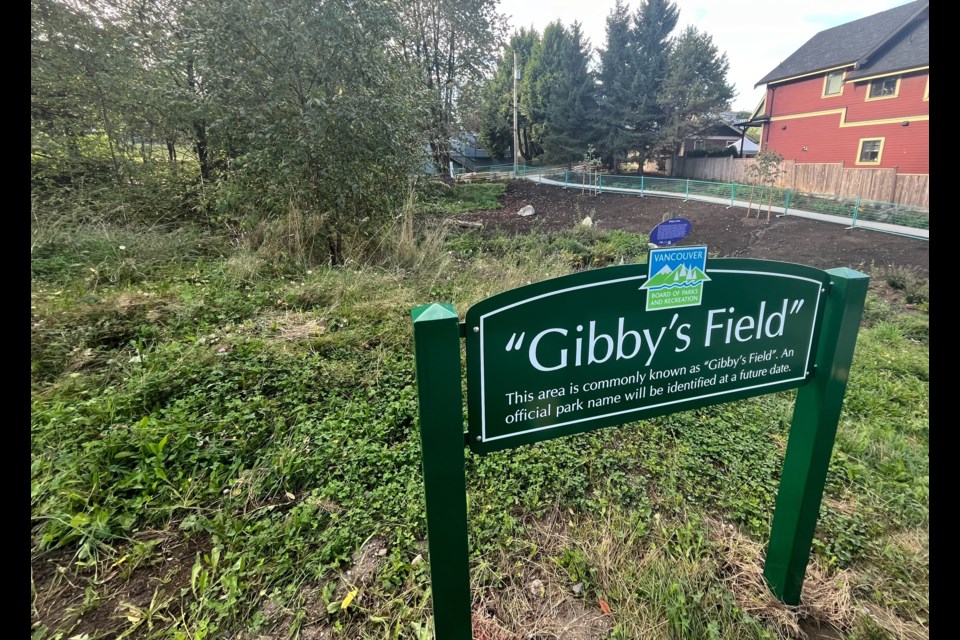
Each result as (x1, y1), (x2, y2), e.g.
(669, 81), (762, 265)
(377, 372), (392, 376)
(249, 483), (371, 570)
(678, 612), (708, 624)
(464, 253), (830, 454)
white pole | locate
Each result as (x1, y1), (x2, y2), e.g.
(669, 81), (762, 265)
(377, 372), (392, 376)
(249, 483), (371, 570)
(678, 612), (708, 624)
(513, 51), (519, 177)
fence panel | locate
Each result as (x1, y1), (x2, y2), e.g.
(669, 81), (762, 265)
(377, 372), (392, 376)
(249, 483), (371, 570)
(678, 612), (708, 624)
(894, 174), (930, 209)
(839, 168), (897, 202)
(791, 163), (842, 196)
(675, 158), (927, 208)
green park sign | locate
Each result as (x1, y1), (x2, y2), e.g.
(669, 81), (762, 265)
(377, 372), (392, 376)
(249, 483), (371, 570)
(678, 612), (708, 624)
(412, 250), (868, 639)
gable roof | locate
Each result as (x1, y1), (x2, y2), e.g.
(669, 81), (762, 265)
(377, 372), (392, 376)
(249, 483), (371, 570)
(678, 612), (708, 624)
(756, 1), (928, 86)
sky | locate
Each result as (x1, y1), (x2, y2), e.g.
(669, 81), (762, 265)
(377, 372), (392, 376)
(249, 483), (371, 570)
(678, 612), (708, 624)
(499, 0), (915, 113)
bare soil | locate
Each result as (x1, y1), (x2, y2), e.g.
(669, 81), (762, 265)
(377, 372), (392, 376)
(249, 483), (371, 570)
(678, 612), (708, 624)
(457, 181), (929, 277)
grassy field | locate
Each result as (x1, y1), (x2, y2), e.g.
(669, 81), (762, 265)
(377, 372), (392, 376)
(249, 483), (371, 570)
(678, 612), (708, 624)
(31, 183), (928, 639)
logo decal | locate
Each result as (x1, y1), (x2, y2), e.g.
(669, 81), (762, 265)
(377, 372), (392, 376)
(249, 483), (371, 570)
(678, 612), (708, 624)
(640, 245), (711, 311)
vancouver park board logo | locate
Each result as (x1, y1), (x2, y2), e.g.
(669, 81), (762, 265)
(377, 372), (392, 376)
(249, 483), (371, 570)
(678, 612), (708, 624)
(640, 245), (711, 311)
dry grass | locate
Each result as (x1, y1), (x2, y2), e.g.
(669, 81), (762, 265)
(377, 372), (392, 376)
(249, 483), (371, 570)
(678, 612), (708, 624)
(707, 517), (855, 639)
(470, 508), (613, 640)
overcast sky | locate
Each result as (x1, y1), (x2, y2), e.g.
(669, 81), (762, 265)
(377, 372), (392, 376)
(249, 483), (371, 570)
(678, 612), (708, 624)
(499, 0), (914, 112)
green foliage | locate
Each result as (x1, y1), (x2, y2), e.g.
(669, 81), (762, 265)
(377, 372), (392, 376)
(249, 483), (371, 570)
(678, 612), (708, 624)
(656, 27), (735, 161)
(597, 0), (643, 171)
(686, 145), (739, 158)
(480, 28), (544, 162)
(446, 226), (650, 269)
(32, 206), (926, 637)
(417, 182), (506, 215)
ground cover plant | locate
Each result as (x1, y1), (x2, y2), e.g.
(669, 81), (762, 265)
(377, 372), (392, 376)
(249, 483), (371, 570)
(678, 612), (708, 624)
(31, 182), (928, 639)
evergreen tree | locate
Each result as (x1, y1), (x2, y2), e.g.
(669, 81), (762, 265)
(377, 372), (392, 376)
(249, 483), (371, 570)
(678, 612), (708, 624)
(596, 0), (640, 172)
(656, 26), (736, 168)
(542, 22), (597, 166)
(630, 0), (679, 167)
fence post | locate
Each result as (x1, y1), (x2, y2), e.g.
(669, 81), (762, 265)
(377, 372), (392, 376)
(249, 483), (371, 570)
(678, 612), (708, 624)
(730, 183), (737, 209)
(640, 175), (645, 197)
(564, 170), (569, 189)
(848, 196), (860, 229)
(782, 189), (792, 217)
(598, 173), (603, 194)
(685, 178), (690, 200)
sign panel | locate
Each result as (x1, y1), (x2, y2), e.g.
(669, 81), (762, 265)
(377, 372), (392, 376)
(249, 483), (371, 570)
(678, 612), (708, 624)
(466, 257), (827, 453)
(649, 217), (692, 246)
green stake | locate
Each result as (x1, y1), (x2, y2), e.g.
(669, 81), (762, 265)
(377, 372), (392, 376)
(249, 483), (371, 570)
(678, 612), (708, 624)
(763, 268), (869, 604)
(411, 303), (472, 639)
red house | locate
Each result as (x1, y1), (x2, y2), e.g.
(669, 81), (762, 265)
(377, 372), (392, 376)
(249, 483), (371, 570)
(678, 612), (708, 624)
(751, 1), (928, 175)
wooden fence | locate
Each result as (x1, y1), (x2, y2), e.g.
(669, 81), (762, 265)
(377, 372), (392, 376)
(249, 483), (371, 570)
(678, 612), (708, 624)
(672, 157), (928, 208)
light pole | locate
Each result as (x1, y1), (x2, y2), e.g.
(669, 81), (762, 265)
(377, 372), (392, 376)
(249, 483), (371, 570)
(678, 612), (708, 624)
(513, 51), (519, 176)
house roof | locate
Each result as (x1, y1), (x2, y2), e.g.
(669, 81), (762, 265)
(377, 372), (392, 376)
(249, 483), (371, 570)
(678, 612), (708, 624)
(755, 1), (928, 87)
(727, 138), (759, 153)
(692, 121), (744, 139)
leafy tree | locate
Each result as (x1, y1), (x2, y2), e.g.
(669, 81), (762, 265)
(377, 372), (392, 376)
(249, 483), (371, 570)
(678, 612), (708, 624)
(745, 149), (785, 221)
(478, 28), (541, 161)
(32, 0), (431, 264)
(194, 0), (427, 261)
(397, 0), (507, 169)
(655, 26), (735, 169)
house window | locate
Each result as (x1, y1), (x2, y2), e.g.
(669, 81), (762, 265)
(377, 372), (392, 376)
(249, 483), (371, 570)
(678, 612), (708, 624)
(867, 76), (899, 100)
(856, 138), (884, 165)
(823, 71), (844, 97)
(693, 140), (705, 150)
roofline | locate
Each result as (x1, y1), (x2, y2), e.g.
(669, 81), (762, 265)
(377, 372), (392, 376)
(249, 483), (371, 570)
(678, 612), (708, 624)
(755, 63), (855, 88)
(847, 65), (929, 83)
(855, 1), (928, 69)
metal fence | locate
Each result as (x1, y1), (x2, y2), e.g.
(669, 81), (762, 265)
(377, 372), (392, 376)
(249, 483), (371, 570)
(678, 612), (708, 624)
(459, 167), (928, 237)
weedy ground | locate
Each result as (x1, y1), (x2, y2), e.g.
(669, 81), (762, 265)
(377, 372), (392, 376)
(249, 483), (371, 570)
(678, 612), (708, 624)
(31, 183), (928, 639)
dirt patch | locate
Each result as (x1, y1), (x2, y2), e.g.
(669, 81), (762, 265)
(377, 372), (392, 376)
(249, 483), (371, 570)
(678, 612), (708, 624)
(458, 181), (929, 276)
(32, 531), (211, 638)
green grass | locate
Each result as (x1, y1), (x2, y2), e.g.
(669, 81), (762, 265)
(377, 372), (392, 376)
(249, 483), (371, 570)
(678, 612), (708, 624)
(417, 181), (506, 215)
(31, 214), (928, 639)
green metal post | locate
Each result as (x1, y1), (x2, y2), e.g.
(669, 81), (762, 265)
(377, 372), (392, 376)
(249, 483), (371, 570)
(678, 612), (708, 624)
(783, 189), (792, 216)
(640, 175), (645, 196)
(598, 173), (603, 194)
(411, 304), (472, 639)
(685, 178), (690, 199)
(763, 268), (869, 605)
(730, 183), (737, 208)
(850, 196), (861, 228)
(564, 170), (569, 189)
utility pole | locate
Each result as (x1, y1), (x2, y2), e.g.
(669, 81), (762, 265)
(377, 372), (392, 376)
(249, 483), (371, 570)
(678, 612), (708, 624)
(513, 50), (519, 176)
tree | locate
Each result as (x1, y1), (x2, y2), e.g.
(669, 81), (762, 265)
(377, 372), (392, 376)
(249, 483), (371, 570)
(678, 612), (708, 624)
(656, 26), (735, 171)
(194, 0), (427, 261)
(478, 28), (541, 161)
(745, 150), (785, 221)
(540, 22), (598, 166)
(397, 0), (507, 170)
(596, 0), (640, 172)
(33, 0), (431, 263)
(629, 0), (679, 166)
